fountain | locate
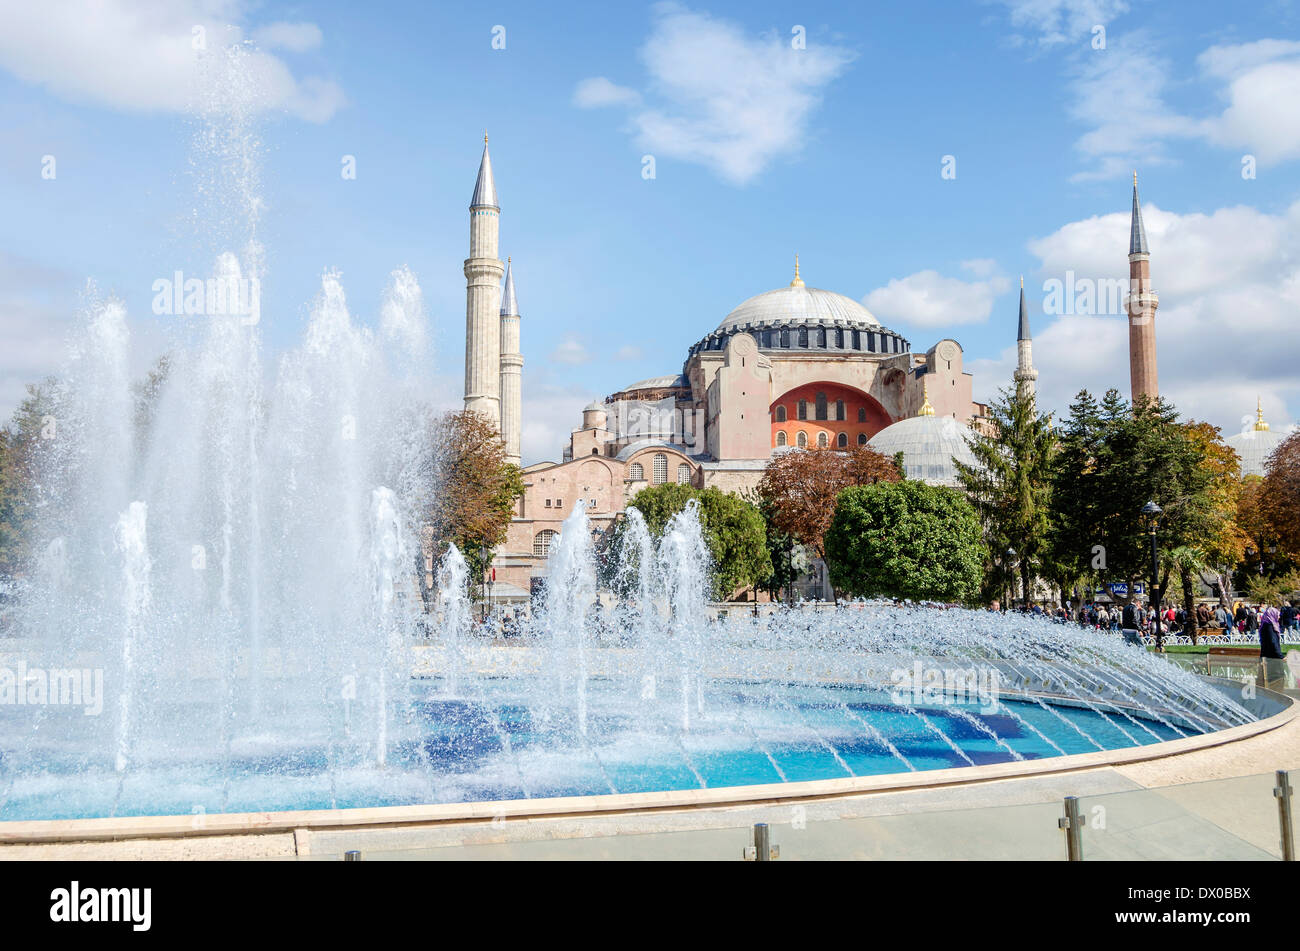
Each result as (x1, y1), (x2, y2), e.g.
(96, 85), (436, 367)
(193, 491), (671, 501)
(0, 46), (1283, 828)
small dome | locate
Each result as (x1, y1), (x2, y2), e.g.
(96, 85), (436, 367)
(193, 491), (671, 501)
(716, 285), (881, 334)
(868, 415), (979, 488)
(1226, 428), (1285, 478)
(583, 400), (607, 413)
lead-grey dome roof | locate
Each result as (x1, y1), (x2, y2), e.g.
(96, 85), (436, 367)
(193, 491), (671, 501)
(717, 285), (882, 333)
(1226, 428), (1285, 478)
(868, 415), (980, 488)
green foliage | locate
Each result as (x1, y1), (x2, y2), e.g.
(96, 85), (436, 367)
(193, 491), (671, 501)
(626, 483), (772, 600)
(825, 480), (986, 604)
(954, 385), (1057, 604)
(0, 380), (58, 579)
(741, 487), (799, 600)
(1050, 388), (1231, 608)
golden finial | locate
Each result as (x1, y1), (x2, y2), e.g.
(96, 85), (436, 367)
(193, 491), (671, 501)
(919, 377), (935, 417)
(484, 132), (489, 144)
(1133, 170), (1138, 187)
(790, 253), (804, 287)
(1020, 275), (1024, 289)
(1255, 396), (1270, 432)
(507, 255), (511, 263)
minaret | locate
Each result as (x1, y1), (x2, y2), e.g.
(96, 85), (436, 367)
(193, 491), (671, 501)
(1126, 171), (1159, 404)
(499, 258), (523, 466)
(1013, 276), (1038, 403)
(464, 134), (504, 429)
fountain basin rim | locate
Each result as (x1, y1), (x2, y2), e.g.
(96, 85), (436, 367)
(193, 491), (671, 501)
(0, 679), (1291, 847)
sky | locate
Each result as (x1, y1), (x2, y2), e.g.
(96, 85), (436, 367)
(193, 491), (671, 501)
(1, 0), (1298, 465)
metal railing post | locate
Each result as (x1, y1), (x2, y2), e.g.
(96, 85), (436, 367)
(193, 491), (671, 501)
(1275, 770), (1295, 861)
(1058, 796), (1084, 861)
(742, 822), (779, 861)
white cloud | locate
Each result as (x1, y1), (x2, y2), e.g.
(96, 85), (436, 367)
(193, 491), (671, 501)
(1061, 33), (1300, 179)
(1200, 55), (1300, 165)
(971, 199), (1300, 437)
(574, 4), (854, 185)
(614, 345), (644, 361)
(573, 77), (642, 109)
(251, 21), (323, 53)
(520, 382), (599, 465)
(864, 269), (1011, 328)
(549, 336), (592, 365)
(993, 0), (1129, 46)
(0, 0), (343, 122)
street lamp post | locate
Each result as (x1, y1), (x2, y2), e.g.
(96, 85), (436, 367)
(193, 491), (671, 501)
(1142, 501), (1163, 651)
(1005, 548), (1017, 610)
(479, 543), (490, 624)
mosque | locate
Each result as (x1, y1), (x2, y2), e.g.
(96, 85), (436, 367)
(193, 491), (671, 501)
(457, 138), (1180, 604)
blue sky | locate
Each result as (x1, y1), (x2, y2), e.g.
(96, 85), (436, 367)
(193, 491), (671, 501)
(2, 0), (1298, 463)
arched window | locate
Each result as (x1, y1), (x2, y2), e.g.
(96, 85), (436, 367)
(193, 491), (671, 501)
(775, 405), (787, 422)
(533, 530), (558, 558)
(837, 432), (848, 448)
(834, 329), (844, 349)
(797, 400), (808, 421)
(775, 431), (787, 446)
(765, 330), (776, 348)
(780, 329), (791, 348)
(652, 454), (668, 484)
(815, 392), (828, 420)
(851, 330), (860, 350)
(816, 328), (827, 348)
(817, 432), (829, 448)
(857, 406), (867, 423)
(835, 400), (845, 421)
(629, 462), (644, 481)
(591, 447), (599, 455)
(797, 431), (808, 448)
(798, 328), (809, 348)
(857, 433), (868, 446)
(677, 463), (691, 485)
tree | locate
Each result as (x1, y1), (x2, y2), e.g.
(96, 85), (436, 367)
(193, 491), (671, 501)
(1262, 429), (1300, 560)
(954, 385), (1057, 607)
(0, 380), (59, 580)
(423, 410), (524, 602)
(741, 487), (801, 602)
(625, 483), (771, 601)
(825, 479), (985, 604)
(1049, 390), (1237, 627)
(756, 446), (900, 562)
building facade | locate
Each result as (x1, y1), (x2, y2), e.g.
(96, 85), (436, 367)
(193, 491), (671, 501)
(461, 141), (1153, 603)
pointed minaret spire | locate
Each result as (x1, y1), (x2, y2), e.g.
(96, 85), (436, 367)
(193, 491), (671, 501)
(471, 134), (499, 210)
(1126, 170), (1159, 403)
(1014, 275), (1038, 403)
(465, 136), (505, 430)
(1017, 275), (1031, 342)
(1129, 170), (1148, 255)
(500, 257), (519, 317)
(498, 255), (523, 466)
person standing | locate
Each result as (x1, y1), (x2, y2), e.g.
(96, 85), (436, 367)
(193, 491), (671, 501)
(1260, 604), (1284, 660)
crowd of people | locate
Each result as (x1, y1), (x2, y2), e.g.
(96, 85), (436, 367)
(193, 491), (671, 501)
(988, 596), (1298, 659)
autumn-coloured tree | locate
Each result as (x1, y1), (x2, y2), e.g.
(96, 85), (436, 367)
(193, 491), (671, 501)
(422, 410), (524, 602)
(1263, 429), (1300, 560)
(1173, 421), (1247, 625)
(756, 447), (900, 562)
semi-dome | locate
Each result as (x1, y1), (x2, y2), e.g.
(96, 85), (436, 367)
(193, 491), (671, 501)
(716, 285), (882, 334)
(868, 414), (980, 488)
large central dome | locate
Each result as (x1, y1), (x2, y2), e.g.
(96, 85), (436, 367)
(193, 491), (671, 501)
(716, 284), (882, 333)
